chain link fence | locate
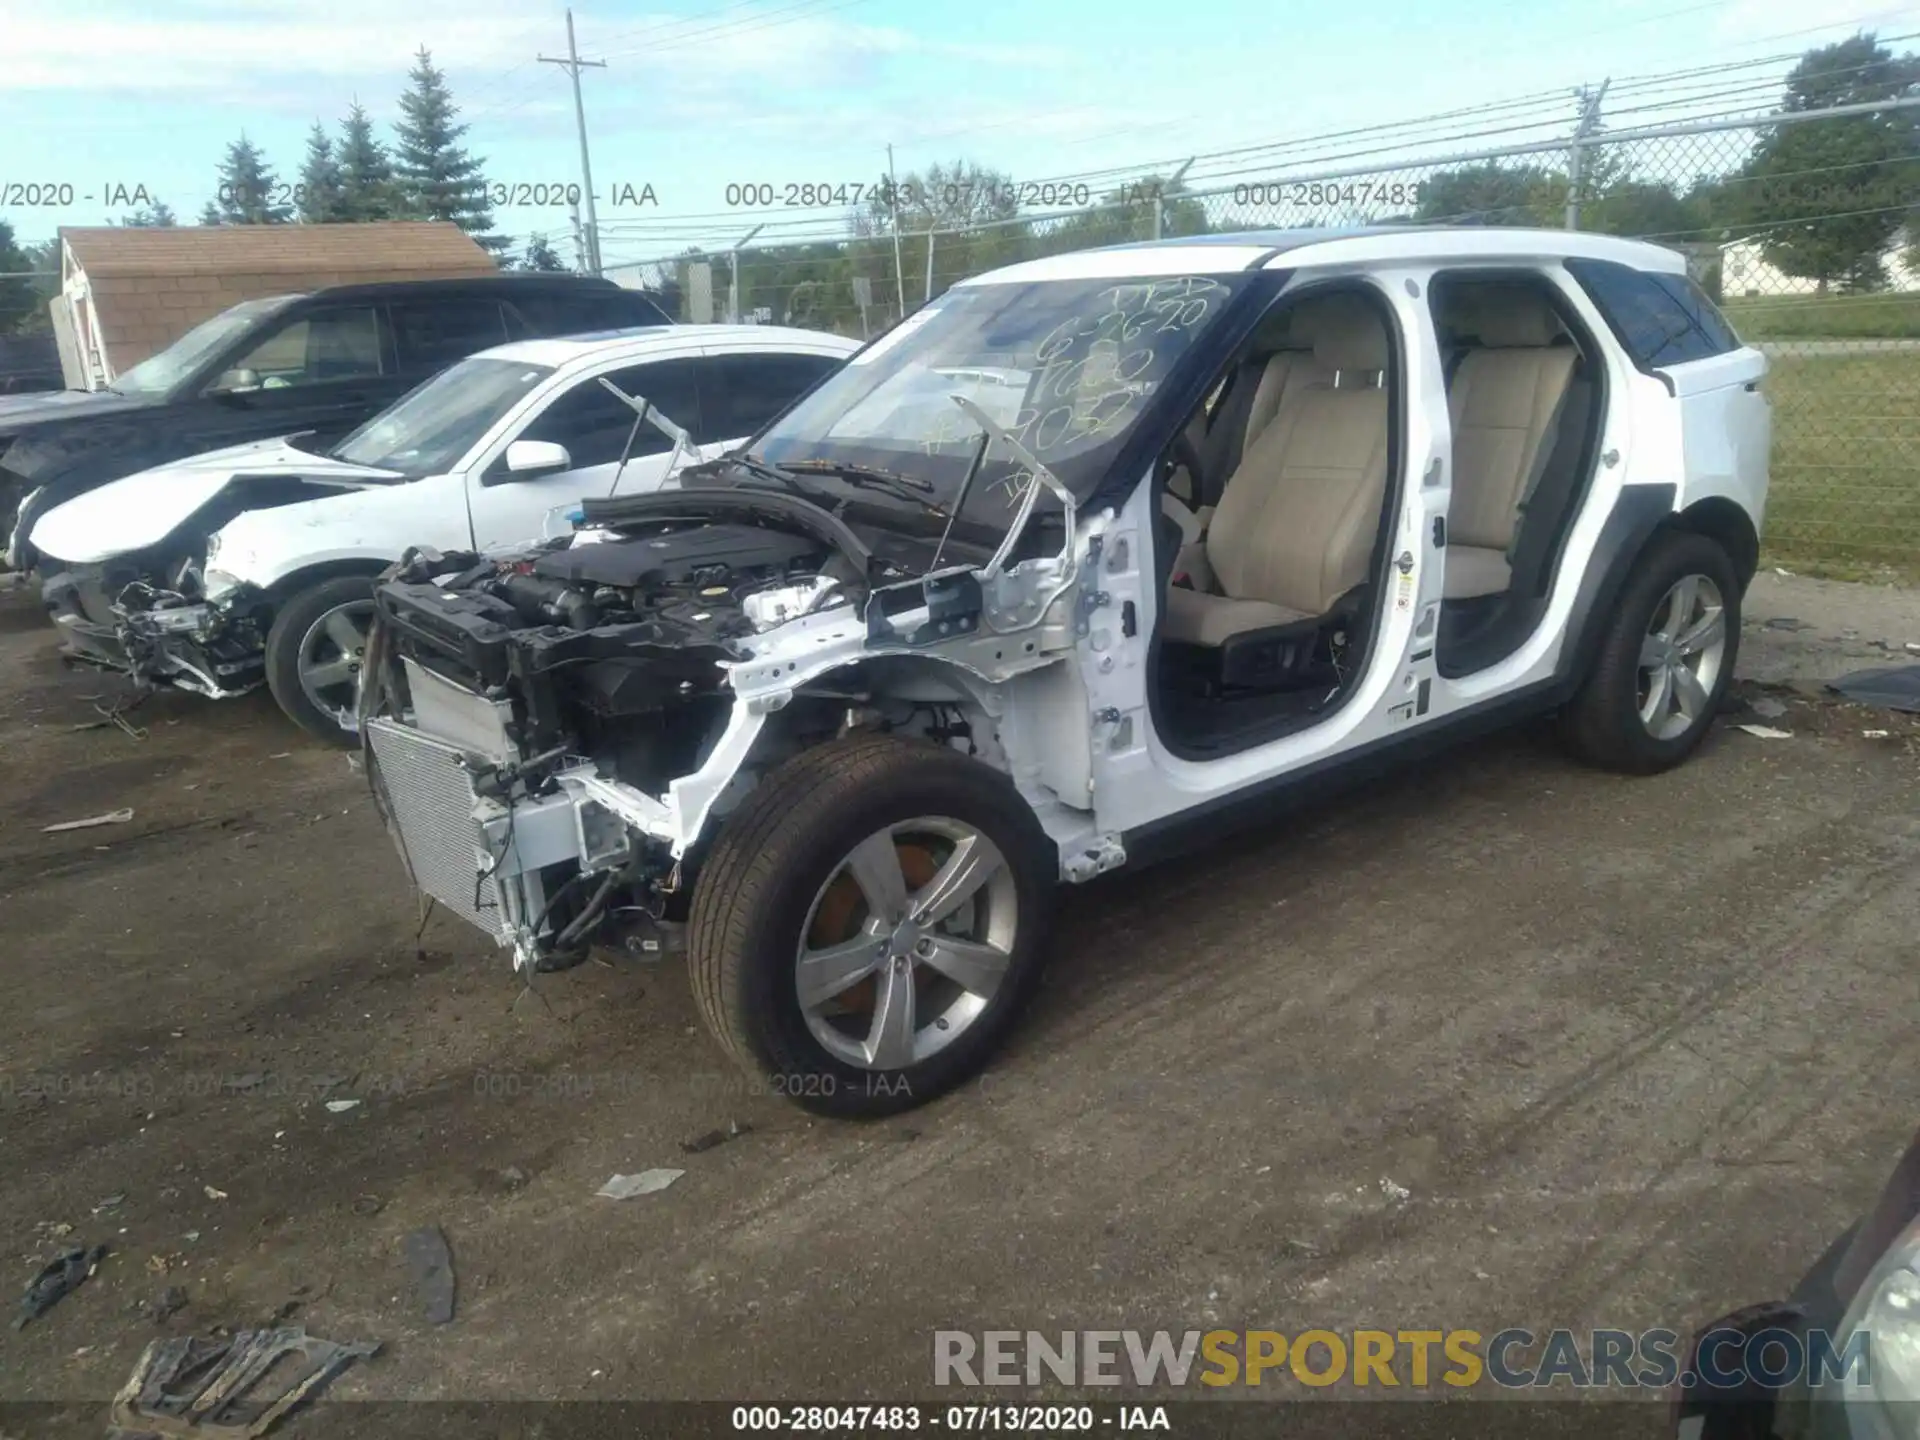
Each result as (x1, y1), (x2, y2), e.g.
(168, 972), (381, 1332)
(617, 97), (1920, 579)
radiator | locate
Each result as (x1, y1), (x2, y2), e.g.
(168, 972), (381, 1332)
(364, 718), (510, 942)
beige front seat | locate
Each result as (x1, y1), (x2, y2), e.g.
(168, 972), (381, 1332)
(1443, 288), (1578, 600)
(1164, 295), (1391, 647)
(1164, 310), (1320, 543)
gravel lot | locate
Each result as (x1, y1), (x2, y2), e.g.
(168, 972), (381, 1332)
(2, 571), (1917, 1416)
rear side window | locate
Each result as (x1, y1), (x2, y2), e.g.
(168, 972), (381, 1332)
(389, 298), (510, 371)
(698, 351), (842, 442)
(1565, 259), (1738, 369)
(504, 290), (671, 339)
(511, 357), (703, 471)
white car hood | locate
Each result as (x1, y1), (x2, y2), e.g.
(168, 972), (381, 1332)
(28, 436), (404, 565)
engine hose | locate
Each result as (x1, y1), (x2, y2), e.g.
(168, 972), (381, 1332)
(553, 870), (619, 952)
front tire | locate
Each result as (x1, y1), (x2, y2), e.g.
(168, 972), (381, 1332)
(688, 735), (1057, 1118)
(1560, 529), (1740, 775)
(264, 574), (380, 747)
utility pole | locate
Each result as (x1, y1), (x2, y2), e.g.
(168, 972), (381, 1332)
(539, 10), (607, 275)
(886, 143), (907, 321)
(1565, 79), (1610, 231)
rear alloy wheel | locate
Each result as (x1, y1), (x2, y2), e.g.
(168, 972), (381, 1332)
(689, 735), (1056, 1118)
(1561, 530), (1741, 774)
(264, 574), (380, 746)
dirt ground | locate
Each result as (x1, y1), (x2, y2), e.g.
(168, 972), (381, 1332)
(1, 570), (1917, 1415)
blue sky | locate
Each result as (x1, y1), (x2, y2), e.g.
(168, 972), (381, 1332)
(1, 0), (1910, 265)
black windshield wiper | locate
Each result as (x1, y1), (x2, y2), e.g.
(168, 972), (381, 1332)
(781, 459), (948, 517)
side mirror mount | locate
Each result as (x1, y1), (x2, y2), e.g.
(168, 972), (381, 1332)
(208, 367), (262, 397)
(504, 439), (572, 476)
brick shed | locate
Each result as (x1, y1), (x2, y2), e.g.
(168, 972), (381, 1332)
(55, 222), (497, 389)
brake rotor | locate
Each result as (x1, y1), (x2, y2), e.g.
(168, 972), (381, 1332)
(807, 839), (942, 1018)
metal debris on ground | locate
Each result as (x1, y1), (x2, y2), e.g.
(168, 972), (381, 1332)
(107, 1327), (380, 1439)
(1864, 730), (1892, 739)
(1735, 725), (1795, 739)
(680, 1121), (751, 1154)
(202, 1186), (228, 1202)
(596, 1169), (684, 1200)
(43, 807), (135, 833)
(1829, 665), (1920, 715)
(15, 1243), (110, 1328)
(401, 1225), (456, 1325)
(71, 693), (151, 740)
(322, 1099), (360, 1114)
(145, 1285), (189, 1324)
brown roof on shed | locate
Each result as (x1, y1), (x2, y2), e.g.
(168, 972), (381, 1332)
(59, 222), (498, 377)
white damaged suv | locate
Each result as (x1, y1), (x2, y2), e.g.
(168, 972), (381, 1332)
(357, 227), (1769, 1116)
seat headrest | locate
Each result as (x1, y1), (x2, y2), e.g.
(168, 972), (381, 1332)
(1250, 306), (1312, 352)
(1298, 294), (1388, 373)
(1461, 286), (1562, 348)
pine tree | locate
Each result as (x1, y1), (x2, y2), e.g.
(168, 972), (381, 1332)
(296, 122), (346, 224)
(215, 136), (291, 224)
(392, 47), (507, 252)
(336, 102), (398, 222)
(199, 200), (225, 227)
(118, 200), (178, 227)
(519, 234), (567, 272)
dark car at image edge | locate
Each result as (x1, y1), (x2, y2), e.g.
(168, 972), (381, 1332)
(0, 273), (673, 570)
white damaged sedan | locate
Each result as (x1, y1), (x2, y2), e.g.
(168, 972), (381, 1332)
(31, 325), (854, 742)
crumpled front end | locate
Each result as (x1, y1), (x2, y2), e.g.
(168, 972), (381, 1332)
(41, 564), (268, 698)
(356, 540), (785, 972)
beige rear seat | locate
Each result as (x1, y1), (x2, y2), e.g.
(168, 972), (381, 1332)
(1164, 294), (1391, 647)
(1443, 288), (1578, 600)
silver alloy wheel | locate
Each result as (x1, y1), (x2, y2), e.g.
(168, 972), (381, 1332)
(1637, 574), (1727, 740)
(796, 817), (1018, 1071)
(297, 600), (375, 733)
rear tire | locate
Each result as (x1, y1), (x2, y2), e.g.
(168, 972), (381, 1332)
(688, 735), (1057, 1118)
(264, 574), (380, 747)
(1560, 530), (1740, 775)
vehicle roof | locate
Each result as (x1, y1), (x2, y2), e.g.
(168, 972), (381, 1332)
(301, 273), (624, 303)
(959, 226), (1689, 286)
(479, 323), (862, 370)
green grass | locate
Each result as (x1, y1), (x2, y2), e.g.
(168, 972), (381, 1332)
(1723, 291), (1920, 341)
(1761, 351), (1920, 582)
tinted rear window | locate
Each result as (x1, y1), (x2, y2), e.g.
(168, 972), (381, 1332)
(1565, 258), (1739, 368)
(505, 290), (671, 338)
(699, 351), (843, 441)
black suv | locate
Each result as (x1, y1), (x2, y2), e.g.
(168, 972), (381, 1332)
(0, 274), (672, 569)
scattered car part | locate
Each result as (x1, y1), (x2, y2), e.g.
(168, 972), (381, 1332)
(42, 808), (135, 833)
(15, 1243), (109, 1328)
(597, 1170), (684, 1199)
(400, 1226), (455, 1326)
(1830, 664), (1920, 714)
(107, 1327), (380, 1438)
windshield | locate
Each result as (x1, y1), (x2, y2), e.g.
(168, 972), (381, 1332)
(110, 298), (297, 397)
(330, 357), (554, 477)
(748, 273), (1250, 536)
